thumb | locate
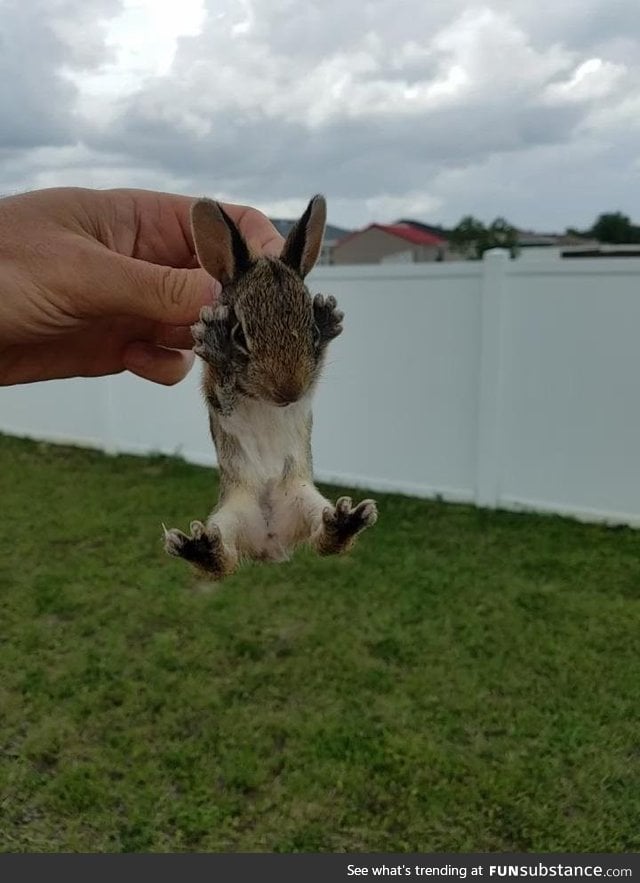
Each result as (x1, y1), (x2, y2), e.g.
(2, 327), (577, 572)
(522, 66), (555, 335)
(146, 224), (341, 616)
(88, 252), (222, 324)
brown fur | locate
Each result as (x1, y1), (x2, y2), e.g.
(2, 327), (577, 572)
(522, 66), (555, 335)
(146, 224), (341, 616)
(163, 195), (377, 579)
(205, 257), (319, 407)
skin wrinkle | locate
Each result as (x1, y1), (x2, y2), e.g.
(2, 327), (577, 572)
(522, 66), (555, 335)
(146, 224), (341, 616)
(130, 192), (145, 263)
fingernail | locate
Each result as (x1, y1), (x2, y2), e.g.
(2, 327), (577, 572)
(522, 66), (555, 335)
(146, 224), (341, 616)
(210, 279), (222, 301)
(264, 241), (284, 258)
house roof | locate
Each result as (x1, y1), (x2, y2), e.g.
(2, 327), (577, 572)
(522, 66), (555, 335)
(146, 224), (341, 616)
(381, 224), (447, 246)
(516, 230), (595, 247)
(336, 223), (447, 249)
(396, 218), (450, 240)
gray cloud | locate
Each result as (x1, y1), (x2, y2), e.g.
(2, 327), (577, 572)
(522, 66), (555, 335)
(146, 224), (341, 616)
(1, 3), (76, 149)
(1, 0), (640, 229)
(503, 0), (640, 54)
(0, 0), (120, 151)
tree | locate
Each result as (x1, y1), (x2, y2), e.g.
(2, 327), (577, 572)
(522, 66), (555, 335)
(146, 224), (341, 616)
(449, 215), (487, 259)
(449, 215), (519, 259)
(589, 212), (640, 244)
(486, 217), (519, 256)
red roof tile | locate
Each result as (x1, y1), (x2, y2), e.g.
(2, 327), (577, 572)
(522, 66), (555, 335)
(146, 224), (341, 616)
(336, 223), (447, 249)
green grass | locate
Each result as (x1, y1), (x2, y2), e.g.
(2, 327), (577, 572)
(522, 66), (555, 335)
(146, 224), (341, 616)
(0, 433), (639, 853)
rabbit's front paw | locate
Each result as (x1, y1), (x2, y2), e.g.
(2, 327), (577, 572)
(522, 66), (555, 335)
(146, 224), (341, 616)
(191, 304), (233, 366)
(313, 294), (344, 343)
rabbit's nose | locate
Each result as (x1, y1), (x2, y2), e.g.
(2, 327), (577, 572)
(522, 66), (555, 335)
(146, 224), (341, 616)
(273, 383), (302, 406)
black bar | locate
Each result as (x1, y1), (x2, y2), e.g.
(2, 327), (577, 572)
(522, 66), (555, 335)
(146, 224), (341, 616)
(0, 853), (637, 883)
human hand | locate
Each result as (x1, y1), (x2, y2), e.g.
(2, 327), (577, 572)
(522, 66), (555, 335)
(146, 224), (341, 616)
(0, 187), (284, 385)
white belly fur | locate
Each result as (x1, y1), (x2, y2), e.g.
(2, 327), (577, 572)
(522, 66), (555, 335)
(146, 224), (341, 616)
(215, 397), (315, 560)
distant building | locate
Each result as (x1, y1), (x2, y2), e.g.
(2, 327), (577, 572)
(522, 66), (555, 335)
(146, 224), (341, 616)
(270, 216), (640, 266)
(270, 218), (351, 265)
(562, 244), (640, 259)
(332, 223), (448, 265)
(518, 231), (583, 248)
(514, 231), (640, 260)
(516, 230), (598, 250)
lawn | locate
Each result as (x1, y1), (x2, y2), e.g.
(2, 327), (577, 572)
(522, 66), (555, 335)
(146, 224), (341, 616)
(0, 433), (639, 853)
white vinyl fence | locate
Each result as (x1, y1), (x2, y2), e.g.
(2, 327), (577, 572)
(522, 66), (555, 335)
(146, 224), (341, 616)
(2, 251), (640, 527)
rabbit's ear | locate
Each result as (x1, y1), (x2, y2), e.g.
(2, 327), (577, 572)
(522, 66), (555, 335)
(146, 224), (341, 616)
(191, 198), (253, 285)
(280, 194), (326, 279)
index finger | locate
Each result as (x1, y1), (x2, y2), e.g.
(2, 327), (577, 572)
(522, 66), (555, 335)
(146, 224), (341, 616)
(224, 202), (284, 258)
(118, 189), (284, 266)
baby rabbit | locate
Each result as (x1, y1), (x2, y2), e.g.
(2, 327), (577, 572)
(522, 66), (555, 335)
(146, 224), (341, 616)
(163, 194), (377, 579)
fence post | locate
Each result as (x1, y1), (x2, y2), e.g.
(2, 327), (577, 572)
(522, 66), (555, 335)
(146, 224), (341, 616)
(475, 248), (509, 508)
(103, 376), (119, 456)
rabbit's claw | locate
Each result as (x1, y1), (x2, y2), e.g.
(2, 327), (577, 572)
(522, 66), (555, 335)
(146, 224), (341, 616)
(317, 496), (378, 555)
(163, 521), (230, 578)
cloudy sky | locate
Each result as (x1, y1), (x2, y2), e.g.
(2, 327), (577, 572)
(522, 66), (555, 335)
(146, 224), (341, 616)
(1, 0), (639, 231)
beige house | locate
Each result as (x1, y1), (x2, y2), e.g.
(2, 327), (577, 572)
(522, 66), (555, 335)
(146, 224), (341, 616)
(332, 223), (448, 265)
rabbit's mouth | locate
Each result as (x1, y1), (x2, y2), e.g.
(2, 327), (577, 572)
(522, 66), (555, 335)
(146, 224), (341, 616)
(272, 395), (298, 408)
(271, 381), (304, 407)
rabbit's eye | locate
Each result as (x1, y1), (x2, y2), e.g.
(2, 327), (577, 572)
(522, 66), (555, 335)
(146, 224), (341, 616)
(232, 322), (250, 356)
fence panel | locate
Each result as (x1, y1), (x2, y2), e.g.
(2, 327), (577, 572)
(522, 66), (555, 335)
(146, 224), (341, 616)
(2, 257), (640, 526)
